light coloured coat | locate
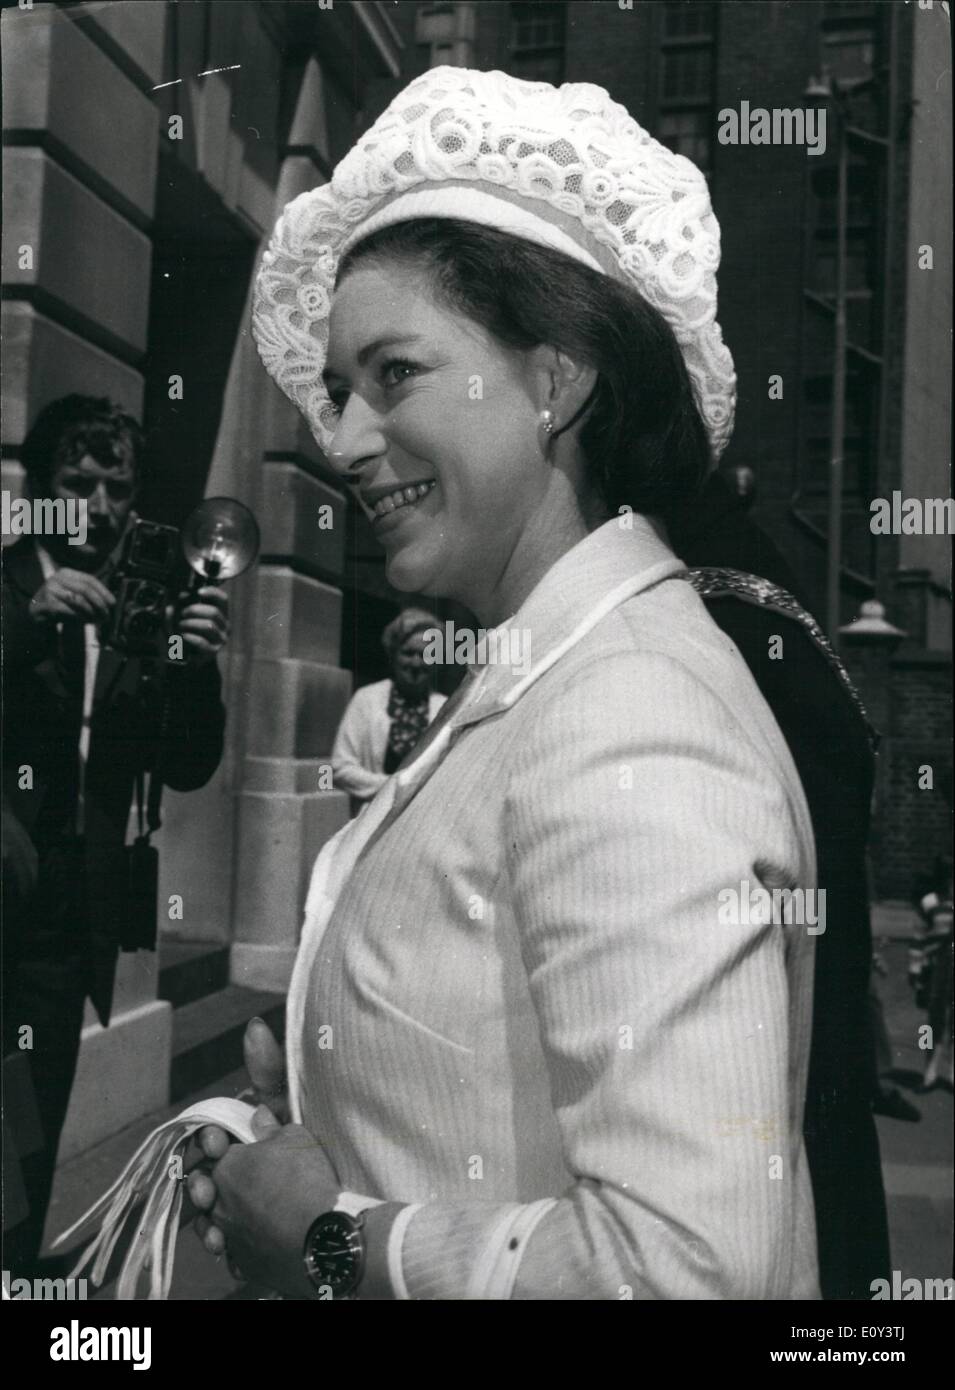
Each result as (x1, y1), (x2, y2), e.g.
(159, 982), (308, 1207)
(287, 515), (820, 1300)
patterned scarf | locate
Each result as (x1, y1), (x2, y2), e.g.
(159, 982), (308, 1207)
(384, 682), (431, 774)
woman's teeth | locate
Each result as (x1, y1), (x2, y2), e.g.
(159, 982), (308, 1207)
(372, 481), (435, 517)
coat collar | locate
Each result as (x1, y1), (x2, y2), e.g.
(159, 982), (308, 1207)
(445, 514), (686, 732)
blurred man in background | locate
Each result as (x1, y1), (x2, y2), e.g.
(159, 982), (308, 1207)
(2, 395), (229, 1271)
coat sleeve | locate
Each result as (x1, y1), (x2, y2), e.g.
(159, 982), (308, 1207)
(154, 660), (226, 792)
(395, 648), (817, 1299)
(331, 688), (389, 803)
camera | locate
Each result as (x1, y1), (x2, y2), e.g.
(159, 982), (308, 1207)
(103, 500), (260, 657)
(104, 518), (183, 656)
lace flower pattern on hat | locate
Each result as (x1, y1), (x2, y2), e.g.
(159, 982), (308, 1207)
(253, 66), (737, 457)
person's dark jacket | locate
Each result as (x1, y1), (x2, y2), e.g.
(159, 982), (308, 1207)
(667, 472), (891, 1301)
(2, 537), (226, 1025)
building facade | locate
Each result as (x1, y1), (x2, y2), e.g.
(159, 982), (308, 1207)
(2, 0), (404, 1158)
(1, 1), (950, 1174)
(397, 0), (952, 897)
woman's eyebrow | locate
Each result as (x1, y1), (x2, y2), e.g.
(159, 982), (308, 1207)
(323, 333), (426, 385)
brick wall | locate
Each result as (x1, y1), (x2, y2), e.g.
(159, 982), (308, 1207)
(851, 648), (953, 899)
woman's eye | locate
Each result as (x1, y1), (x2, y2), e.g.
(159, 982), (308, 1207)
(380, 358), (418, 389)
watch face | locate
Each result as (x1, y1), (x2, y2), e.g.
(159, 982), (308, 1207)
(304, 1213), (363, 1298)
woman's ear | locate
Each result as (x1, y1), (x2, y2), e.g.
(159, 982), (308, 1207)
(530, 345), (598, 429)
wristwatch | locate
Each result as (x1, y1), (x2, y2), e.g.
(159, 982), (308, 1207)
(303, 1193), (377, 1300)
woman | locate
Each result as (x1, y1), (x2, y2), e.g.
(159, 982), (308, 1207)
(190, 67), (820, 1300)
(331, 608), (446, 809)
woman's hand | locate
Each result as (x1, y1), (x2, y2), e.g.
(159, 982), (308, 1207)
(205, 1116), (341, 1299)
(187, 1017), (290, 1257)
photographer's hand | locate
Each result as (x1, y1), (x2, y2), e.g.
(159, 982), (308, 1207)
(169, 585), (229, 665)
(29, 570), (115, 626)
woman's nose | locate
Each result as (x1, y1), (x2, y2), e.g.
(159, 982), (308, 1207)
(326, 394), (387, 481)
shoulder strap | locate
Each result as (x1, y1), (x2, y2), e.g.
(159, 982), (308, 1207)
(684, 566), (880, 753)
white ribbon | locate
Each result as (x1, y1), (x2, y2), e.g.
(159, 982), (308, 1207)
(50, 1099), (257, 1301)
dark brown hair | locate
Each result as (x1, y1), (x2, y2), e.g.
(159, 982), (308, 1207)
(22, 394), (144, 495)
(337, 218), (711, 518)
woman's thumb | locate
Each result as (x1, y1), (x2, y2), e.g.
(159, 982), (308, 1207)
(244, 1016), (285, 1095)
(251, 1104), (282, 1140)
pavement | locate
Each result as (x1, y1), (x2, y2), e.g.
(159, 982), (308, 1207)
(870, 902), (953, 1286)
(36, 900), (953, 1300)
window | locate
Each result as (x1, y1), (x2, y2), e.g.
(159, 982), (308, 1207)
(802, 369), (876, 496)
(663, 1), (715, 41)
(807, 155), (883, 352)
(661, 46), (713, 103)
(509, 2), (565, 84)
(511, 1), (564, 52)
(658, 2), (717, 176)
(658, 110), (711, 170)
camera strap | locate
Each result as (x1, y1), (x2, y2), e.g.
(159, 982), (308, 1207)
(121, 668), (169, 954)
(133, 769), (164, 841)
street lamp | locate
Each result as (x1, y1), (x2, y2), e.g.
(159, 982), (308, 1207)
(803, 70), (879, 649)
(805, 69), (848, 647)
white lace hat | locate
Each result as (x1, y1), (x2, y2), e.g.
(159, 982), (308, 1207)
(252, 66), (736, 458)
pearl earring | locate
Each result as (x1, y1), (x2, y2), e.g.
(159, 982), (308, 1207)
(538, 409), (556, 453)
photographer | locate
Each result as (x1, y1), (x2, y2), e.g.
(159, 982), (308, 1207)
(2, 394), (228, 1271)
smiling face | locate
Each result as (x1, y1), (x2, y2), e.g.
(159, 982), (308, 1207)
(323, 260), (582, 621)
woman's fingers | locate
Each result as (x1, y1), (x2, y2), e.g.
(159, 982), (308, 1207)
(196, 1124), (231, 1160)
(187, 1169), (217, 1212)
(202, 1224), (227, 1257)
(194, 1214), (226, 1256)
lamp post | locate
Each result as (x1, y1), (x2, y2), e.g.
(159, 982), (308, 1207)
(805, 70), (848, 646)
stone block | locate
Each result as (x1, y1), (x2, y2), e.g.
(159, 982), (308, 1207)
(259, 461), (346, 576)
(194, 72), (233, 204)
(158, 768), (235, 945)
(77, 0), (168, 86)
(246, 657), (352, 758)
(2, 8), (159, 221)
(243, 757), (340, 794)
(3, 148), (151, 355)
(253, 566), (342, 663)
(231, 788), (349, 954)
(1, 302), (143, 448)
(229, 940), (298, 995)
